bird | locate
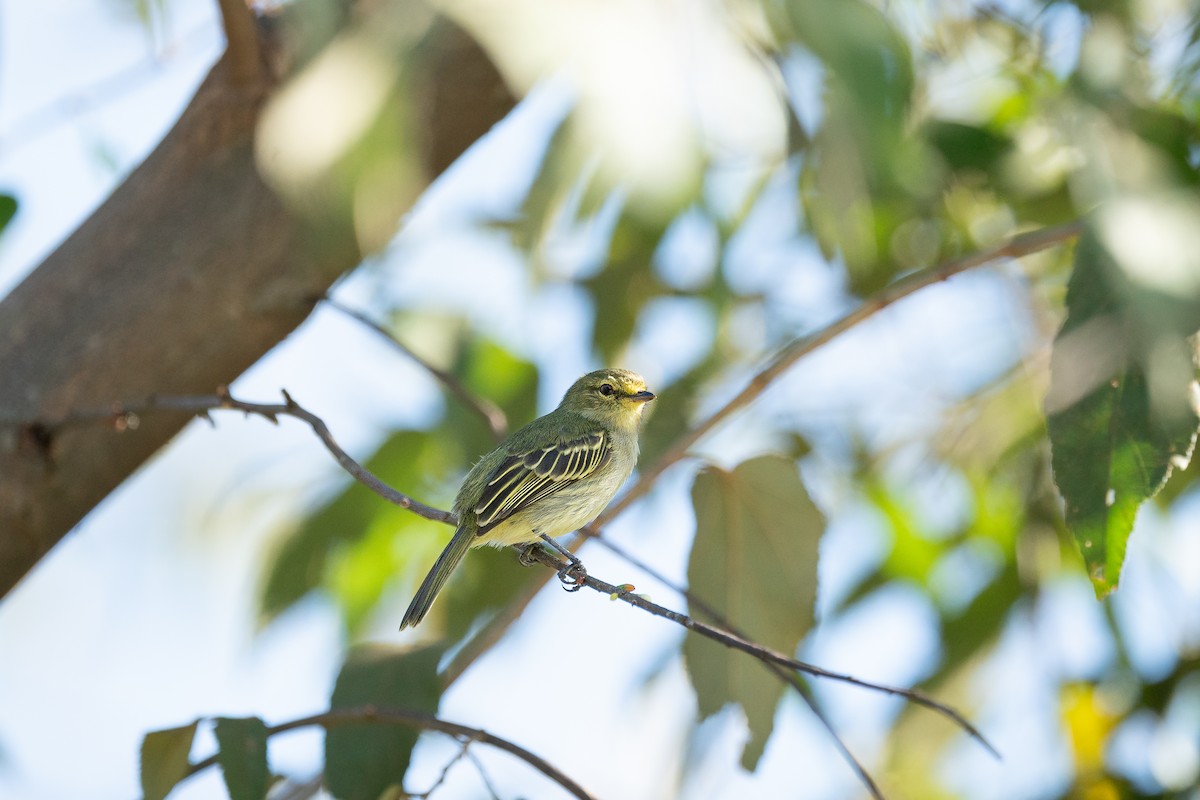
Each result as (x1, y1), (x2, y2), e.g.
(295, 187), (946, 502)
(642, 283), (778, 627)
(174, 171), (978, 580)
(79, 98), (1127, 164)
(400, 368), (655, 629)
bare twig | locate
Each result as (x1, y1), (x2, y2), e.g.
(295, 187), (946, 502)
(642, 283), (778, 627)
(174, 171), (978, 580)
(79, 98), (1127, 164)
(414, 737), (474, 799)
(466, 749), (504, 800)
(773, 667), (884, 799)
(521, 546), (1000, 759)
(594, 220), (1085, 528)
(322, 296), (508, 441)
(181, 706), (595, 800)
(19, 388), (454, 525)
(271, 773), (324, 800)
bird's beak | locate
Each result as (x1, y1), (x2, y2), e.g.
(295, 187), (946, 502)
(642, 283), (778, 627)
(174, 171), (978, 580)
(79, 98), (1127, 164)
(629, 390), (656, 403)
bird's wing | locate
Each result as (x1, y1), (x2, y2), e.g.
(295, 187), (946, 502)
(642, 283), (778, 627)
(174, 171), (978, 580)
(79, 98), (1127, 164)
(474, 430), (612, 532)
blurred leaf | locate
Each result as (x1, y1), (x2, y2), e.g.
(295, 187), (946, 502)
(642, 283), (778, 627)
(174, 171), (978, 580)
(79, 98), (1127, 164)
(260, 430), (445, 626)
(935, 558), (1021, 686)
(453, 338), (540, 444)
(326, 644), (445, 800)
(1128, 106), (1200, 187)
(1047, 230), (1200, 596)
(585, 213), (667, 362)
(140, 721), (197, 800)
(866, 481), (944, 584)
(213, 717), (269, 800)
(925, 121), (1013, 177)
(0, 194), (16, 235)
(777, 0), (913, 133)
(684, 456), (824, 771)
(501, 119), (576, 255)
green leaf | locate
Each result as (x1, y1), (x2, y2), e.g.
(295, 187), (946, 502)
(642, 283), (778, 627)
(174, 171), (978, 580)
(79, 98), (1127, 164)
(213, 717), (269, 800)
(325, 644), (445, 800)
(0, 194), (16, 235)
(140, 721), (198, 800)
(683, 456), (825, 771)
(1047, 230), (1200, 596)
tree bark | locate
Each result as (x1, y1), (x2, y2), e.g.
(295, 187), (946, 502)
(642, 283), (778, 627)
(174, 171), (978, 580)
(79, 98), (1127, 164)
(0, 9), (514, 598)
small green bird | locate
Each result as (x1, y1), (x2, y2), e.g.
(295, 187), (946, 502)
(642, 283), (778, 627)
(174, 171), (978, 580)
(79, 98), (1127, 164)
(400, 368), (655, 629)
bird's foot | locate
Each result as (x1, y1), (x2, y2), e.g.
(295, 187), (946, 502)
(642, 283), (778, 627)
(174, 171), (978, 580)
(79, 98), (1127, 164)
(557, 561), (587, 592)
(518, 542), (541, 567)
(536, 534), (587, 592)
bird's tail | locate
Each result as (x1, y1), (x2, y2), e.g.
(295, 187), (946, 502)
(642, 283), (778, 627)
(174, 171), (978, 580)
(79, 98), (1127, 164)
(400, 525), (474, 629)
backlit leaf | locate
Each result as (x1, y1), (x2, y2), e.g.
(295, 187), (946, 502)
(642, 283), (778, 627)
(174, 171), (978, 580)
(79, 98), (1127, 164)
(140, 721), (198, 800)
(684, 455), (824, 770)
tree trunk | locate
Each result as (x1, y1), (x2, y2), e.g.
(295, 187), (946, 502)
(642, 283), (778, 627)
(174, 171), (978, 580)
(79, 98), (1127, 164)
(0, 9), (514, 598)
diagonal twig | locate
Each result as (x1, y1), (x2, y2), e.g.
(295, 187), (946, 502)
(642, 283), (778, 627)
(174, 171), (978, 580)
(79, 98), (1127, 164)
(520, 545), (1000, 760)
(322, 296), (509, 441)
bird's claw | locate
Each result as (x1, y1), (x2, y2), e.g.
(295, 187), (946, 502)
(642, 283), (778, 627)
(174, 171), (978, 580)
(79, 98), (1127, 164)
(518, 543), (540, 567)
(557, 561), (587, 592)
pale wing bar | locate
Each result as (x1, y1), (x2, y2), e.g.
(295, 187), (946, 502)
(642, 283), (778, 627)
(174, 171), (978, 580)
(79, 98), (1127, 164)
(475, 431), (612, 532)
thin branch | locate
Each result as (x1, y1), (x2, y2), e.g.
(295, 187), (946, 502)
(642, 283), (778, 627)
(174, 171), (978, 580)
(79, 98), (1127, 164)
(271, 773), (324, 800)
(414, 737), (474, 799)
(181, 706), (596, 800)
(593, 219), (1085, 528)
(466, 748), (504, 800)
(322, 296), (508, 441)
(216, 0), (263, 84)
(521, 546), (1000, 759)
(770, 666), (884, 800)
(16, 388), (454, 525)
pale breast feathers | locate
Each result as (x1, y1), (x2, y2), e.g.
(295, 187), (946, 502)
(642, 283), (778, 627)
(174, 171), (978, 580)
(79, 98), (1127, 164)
(474, 431), (612, 532)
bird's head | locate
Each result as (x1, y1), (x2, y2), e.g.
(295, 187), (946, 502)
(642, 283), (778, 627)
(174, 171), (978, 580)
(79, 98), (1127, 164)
(561, 369), (655, 429)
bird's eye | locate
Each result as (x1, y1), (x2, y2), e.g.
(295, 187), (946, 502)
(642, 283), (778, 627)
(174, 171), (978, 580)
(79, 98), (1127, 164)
(598, 383), (615, 397)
